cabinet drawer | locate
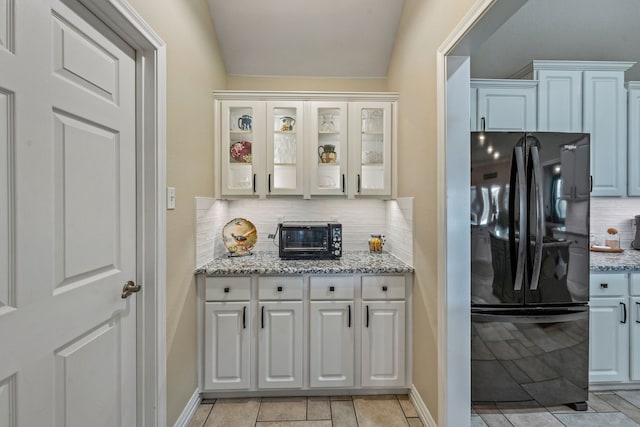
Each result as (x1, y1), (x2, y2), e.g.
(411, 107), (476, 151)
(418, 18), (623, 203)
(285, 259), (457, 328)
(310, 276), (354, 300)
(362, 275), (405, 300)
(259, 276), (303, 300)
(631, 274), (640, 296)
(590, 273), (628, 297)
(205, 276), (251, 301)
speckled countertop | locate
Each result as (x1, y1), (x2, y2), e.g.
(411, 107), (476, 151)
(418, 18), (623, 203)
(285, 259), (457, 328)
(590, 249), (640, 272)
(196, 251), (414, 276)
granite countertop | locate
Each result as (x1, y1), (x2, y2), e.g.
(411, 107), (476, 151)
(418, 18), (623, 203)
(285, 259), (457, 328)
(590, 249), (640, 272)
(196, 251), (414, 276)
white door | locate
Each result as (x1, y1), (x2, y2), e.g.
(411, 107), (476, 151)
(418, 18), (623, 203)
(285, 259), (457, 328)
(309, 301), (354, 388)
(0, 0), (137, 425)
(589, 297), (629, 383)
(204, 302), (251, 390)
(476, 84), (537, 131)
(266, 100), (304, 195)
(258, 301), (303, 389)
(361, 301), (406, 387)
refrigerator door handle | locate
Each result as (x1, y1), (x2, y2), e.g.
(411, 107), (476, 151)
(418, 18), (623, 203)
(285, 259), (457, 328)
(529, 145), (545, 291)
(509, 146), (527, 291)
(471, 308), (588, 323)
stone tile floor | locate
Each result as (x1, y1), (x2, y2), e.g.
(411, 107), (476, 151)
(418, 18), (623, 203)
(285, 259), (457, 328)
(473, 390), (640, 427)
(188, 395), (424, 427)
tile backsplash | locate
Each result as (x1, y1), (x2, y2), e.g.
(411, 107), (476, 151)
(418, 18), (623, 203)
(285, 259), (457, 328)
(195, 197), (414, 268)
(590, 198), (640, 248)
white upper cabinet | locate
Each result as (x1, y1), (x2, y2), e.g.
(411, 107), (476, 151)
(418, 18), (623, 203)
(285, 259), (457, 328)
(267, 101), (305, 195)
(309, 102), (349, 196)
(628, 82), (640, 196)
(517, 60), (635, 197)
(471, 79), (537, 131)
(349, 102), (393, 197)
(215, 92), (397, 199)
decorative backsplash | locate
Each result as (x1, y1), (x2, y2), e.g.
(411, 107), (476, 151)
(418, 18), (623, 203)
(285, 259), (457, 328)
(591, 198), (639, 248)
(195, 197), (414, 268)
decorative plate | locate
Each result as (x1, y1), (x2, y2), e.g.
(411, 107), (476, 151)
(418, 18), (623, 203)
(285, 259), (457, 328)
(230, 141), (252, 163)
(222, 218), (258, 255)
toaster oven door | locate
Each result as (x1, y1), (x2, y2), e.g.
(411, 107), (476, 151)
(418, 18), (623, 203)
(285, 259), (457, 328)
(280, 227), (329, 258)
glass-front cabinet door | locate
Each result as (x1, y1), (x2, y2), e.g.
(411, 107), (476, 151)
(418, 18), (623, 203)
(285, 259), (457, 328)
(309, 102), (348, 195)
(267, 101), (304, 195)
(349, 102), (392, 197)
(220, 100), (266, 196)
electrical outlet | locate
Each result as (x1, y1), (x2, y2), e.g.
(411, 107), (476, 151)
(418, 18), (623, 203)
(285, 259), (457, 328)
(167, 187), (175, 209)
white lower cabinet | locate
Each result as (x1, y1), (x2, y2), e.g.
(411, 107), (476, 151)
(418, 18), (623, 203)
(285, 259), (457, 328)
(258, 301), (304, 389)
(589, 272), (640, 385)
(310, 301), (354, 387)
(199, 273), (411, 393)
(361, 275), (406, 387)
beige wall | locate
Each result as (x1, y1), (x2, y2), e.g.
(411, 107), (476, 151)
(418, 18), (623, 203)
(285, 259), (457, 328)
(387, 0), (477, 421)
(227, 75), (387, 92)
(123, 0), (227, 424)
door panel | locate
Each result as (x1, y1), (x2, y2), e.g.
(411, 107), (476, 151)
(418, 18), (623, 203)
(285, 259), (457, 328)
(0, 1), (137, 424)
(589, 298), (629, 383)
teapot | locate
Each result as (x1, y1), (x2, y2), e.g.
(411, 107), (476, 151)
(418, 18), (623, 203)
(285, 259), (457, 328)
(318, 144), (337, 163)
(280, 116), (296, 131)
(237, 114), (252, 131)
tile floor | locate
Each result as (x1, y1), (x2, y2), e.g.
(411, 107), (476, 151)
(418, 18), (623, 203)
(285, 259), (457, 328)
(472, 390), (640, 427)
(188, 394), (424, 427)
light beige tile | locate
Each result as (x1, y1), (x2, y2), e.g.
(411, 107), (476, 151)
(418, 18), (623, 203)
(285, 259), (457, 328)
(503, 411), (564, 426)
(255, 422), (332, 427)
(204, 398), (260, 427)
(258, 397), (307, 422)
(187, 404), (212, 427)
(331, 400), (358, 427)
(397, 395), (419, 418)
(307, 397), (330, 420)
(353, 395), (409, 427)
(407, 417), (425, 427)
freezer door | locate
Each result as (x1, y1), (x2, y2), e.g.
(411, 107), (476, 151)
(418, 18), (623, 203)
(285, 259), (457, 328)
(471, 132), (527, 305)
(471, 307), (589, 406)
(525, 133), (590, 305)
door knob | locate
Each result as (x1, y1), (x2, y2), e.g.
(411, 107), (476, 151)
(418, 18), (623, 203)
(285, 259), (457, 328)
(121, 280), (141, 299)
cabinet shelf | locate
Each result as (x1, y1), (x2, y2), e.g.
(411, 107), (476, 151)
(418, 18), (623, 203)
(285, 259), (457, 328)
(318, 131), (340, 135)
(274, 130), (296, 134)
(230, 130), (252, 134)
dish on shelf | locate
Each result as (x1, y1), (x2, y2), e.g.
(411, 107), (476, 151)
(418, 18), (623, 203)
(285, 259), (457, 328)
(222, 218), (258, 255)
(230, 141), (252, 163)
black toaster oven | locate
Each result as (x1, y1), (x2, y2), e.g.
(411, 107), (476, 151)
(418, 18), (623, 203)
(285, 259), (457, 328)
(278, 222), (342, 260)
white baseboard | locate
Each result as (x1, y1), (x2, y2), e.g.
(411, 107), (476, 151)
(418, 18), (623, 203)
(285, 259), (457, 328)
(409, 384), (437, 427)
(173, 389), (202, 427)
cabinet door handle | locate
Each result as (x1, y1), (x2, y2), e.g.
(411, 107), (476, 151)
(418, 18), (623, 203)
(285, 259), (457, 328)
(261, 305), (265, 329)
(342, 174), (345, 193)
(348, 304), (351, 328)
(480, 117), (486, 131)
(636, 302), (640, 324)
(357, 174), (361, 194)
(253, 174), (257, 193)
(365, 305), (369, 328)
(621, 302), (627, 324)
(242, 305), (246, 329)
(268, 174), (271, 193)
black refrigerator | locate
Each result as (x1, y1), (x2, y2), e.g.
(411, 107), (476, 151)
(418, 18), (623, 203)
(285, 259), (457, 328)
(470, 131), (590, 410)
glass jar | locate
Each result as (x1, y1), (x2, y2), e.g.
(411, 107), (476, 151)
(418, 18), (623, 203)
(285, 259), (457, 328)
(368, 234), (384, 253)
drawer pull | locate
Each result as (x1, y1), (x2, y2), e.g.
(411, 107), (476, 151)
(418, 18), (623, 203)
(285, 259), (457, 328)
(277, 286), (283, 292)
(329, 286), (335, 292)
(601, 283), (608, 289)
(382, 285), (388, 292)
(261, 305), (265, 329)
(621, 302), (627, 324)
(223, 287), (230, 293)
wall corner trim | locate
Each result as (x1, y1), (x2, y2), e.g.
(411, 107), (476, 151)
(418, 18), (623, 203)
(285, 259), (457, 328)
(410, 384), (437, 427)
(173, 389), (202, 427)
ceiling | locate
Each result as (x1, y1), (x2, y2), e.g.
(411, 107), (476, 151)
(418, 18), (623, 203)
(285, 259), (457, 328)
(206, 0), (405, 78)
(471, 0), (640, 81)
